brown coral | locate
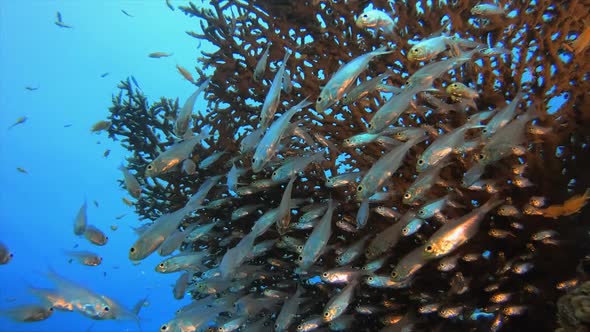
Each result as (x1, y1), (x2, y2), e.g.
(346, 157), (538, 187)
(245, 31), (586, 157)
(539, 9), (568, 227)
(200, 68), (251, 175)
(107, 0), (590, 330)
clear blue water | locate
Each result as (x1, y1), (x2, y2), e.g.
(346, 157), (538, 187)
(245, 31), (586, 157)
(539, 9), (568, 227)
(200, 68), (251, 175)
(0, 1), (210, 331)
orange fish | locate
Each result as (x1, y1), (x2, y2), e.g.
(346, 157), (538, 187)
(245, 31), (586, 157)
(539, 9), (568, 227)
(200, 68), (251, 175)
(542, 189), (590, 219)
(176, 65), (195, 83)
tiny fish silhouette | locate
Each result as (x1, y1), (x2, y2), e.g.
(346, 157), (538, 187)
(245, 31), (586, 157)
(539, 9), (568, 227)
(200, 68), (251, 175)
(121, 9), (133, 17)
(166, 0), (174, 11)
(8, 116), (27, 129)
(55, 12), (73, 28)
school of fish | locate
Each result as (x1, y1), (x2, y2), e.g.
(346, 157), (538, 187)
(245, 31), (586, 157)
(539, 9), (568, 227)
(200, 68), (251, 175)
(3, 0), (590, 331)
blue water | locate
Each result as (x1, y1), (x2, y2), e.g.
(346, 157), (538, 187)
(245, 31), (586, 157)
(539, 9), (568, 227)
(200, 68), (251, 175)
(0, 1), (210, 331)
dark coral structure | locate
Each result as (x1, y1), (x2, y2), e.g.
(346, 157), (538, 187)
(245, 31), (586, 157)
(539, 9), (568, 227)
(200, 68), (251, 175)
(107, 0), (590, 331)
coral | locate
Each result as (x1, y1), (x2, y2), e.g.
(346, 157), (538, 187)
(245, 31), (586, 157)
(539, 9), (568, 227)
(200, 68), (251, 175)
(558, 280), (590, 332)
(107, 0), (590, 330)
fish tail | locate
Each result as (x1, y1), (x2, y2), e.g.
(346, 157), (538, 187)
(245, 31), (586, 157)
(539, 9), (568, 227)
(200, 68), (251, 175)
(282, 49), (293, 63)
(373, 45), (394, 56)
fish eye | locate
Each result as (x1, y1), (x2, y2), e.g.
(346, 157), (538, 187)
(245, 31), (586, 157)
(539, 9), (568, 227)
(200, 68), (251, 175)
(322, 272), (328, 277)
(323, 311), (330, 317)
(297, 325), (303, 330)
(391, 271), (398, 278)
(479, 154), (485, 160)
(297, 245), (303, 250)
(367, 276), (374, 282)
(272, 171), (277, 177)
(103, 306), (110, 312)
(418, 210), (425, 216)
(251, 157), (256, 164)
(161, 325), (168, 331)
(451, 83), (458, 88)
(417, 159), (425, 165)
(402, 228), (409, 234)
(425, 245), (433, 252)
(298, 256), (303, 261)
(404, 193), (411, 199)
(362, 14), (368, 18)
(357, 185), (363, 192)
(317, 96), (322, 102)
(344, 139), (351, 143)
(147, 165), (153, 170)
(411, 48), (419, 53)
(159, 263), (165, 268)
(129, 247), (136, 253)
(275, 324), (279, 329)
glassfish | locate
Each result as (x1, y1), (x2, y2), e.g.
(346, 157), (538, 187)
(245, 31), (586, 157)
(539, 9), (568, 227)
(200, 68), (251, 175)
(118, 164), (142, 199)
(274, 285), (304, 331)
(259, 50), (292, 128)
(253, 42), (271, 81)
(341, 71), (395, 105)
(73, 200), (88, 236)
(84, 225), (108, 246)
(176, 64), (195, 83)
(316, 46), (392, 113)
(391, 245), (431, 283)
(298, 199), (336, 270)
(64, 250), (102, 266)
(42, 269), (112, 319)
(355, 9), (396, 35)
(322, 280), (358, 322)
(252, 97), (311, 172)
(174, 78), (211, 137)
(144, 135), (201, 177)
(1, 305), (53, 322)
(423, 198), (502, 259)
(155, 251), (208, 273)
(149, 52), (173, 58)
(357, 136), (425, 200)
(129, 208), (188, 261)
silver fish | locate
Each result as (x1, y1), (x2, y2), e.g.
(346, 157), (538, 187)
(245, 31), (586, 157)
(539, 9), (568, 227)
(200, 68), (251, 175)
(298, 199), (336, 270)
(317, 46), (392, 112)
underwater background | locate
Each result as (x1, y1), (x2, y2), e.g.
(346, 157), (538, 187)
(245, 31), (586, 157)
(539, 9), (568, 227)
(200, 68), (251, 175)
(1, 0), (590, 331)
(0, 1), (202, 331)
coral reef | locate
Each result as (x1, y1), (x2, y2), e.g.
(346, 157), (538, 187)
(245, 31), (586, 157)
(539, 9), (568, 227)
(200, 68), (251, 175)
(107, 0), (590, 330)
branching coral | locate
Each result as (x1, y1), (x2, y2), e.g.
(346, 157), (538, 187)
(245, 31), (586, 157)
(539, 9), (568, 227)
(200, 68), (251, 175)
(107, 0), (590, 330)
